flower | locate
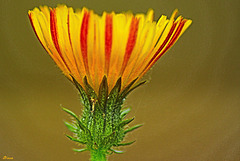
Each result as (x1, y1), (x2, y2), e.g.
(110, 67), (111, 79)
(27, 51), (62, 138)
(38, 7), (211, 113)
(28, 5), (192, 93)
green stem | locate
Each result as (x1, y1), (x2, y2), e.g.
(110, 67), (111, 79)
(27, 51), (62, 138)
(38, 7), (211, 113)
(90, 149), (107, 161)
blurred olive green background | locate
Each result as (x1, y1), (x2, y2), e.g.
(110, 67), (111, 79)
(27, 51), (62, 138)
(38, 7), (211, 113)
(1, 0), (240, 160)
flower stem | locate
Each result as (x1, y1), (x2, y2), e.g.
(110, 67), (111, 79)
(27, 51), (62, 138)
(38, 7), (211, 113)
(90, 149), (107, 161)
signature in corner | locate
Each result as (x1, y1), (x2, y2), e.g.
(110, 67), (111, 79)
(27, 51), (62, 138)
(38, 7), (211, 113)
(2, 156), (13, 160)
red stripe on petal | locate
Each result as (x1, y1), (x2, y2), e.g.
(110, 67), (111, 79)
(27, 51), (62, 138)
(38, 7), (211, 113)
(158, 19), (186, 58)
(143, 19), (186, 74)
(50, 9), (71, 72)
(50, 9), (61, 54)
(80, 11), (90, 73)
(147, 22), (177, 67)
(105, 14), (113, 74)
(121, 17), (139, 74)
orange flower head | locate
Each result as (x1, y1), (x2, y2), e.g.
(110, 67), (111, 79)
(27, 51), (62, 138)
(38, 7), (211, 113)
(28, 5), (192, 93)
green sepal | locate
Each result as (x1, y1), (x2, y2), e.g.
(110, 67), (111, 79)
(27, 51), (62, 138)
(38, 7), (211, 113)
(119, 79), (146, 100)
(119, 117), (135, 128)
(83, 76), (99, 113)
(110, 149), (124, 154)
(107, 77), (122, 118)
(73, 148), (88, 152)
(64, 75), (145, 157)
(121, 80), (146, 99)
(71, 76), (90, 108)
(119, 77), (138, 99)
(109, 77), (121, 98)
(98, 76), (108, 109)
(64, 121), (77, 133)
(124, 124), (143, 134)
(66, 134), (87, 144)
(120, 108), (131, 119)
(83, 76), (98, 100)
(115, 140), (136, 147)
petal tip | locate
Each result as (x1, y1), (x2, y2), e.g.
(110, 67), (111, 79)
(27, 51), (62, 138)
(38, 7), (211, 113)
(28, 10), (32, 16)
(170, 9), (179, 20)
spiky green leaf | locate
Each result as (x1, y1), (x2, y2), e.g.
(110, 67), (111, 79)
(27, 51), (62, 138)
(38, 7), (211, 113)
(124, 124), (143, 134)
(73, 148), (88, 152)
(120, 108), (131, 118)
(119, 117), (135, 128)
(115, 140), (136, 146)
(66, 134), (86, 144)
(62, 107), (89, 134)
(110, 148), (124, 154)
(64, 121), (77, 133)
(62, 107), (79, 120)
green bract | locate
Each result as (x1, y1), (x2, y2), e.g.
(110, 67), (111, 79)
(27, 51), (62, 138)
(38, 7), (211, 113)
(63, 76), (145, 160)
